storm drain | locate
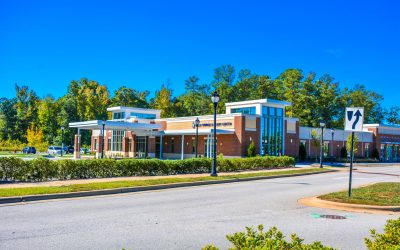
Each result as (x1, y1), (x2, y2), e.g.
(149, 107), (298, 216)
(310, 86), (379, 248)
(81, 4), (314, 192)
(319, 214), (347, 220)
(310, 213), (349, 219)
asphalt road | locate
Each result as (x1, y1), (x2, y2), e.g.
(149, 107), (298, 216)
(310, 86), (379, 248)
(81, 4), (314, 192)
(0, 166), (399, 250)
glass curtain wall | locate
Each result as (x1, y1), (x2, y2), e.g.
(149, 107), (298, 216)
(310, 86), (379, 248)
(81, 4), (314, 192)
(261, 107), (284, 156)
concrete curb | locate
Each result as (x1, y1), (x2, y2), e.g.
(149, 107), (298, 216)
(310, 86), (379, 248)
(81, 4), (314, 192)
(298, 196), (400, 215)
(0, 169), (335, 205)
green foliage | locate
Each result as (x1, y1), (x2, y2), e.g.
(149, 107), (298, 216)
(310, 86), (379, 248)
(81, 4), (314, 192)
(371, 148), (380, 160)
(204, 225), (334, 250)
(247, 141), (256, 157)
(299, 143), (307, 161)
(340, 147), (347, 159)
(0, 156), (294, 182)
(365, 217), (400, 250)
(346, 134), (359, 156)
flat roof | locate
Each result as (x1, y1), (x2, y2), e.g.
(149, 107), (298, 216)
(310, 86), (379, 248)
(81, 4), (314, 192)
(107, 106), (161, 113)
(225, 98), (291, 107)
(157, 113), (256, 122)
(163, 129), (235, 136)
(69, 120), (161, 131)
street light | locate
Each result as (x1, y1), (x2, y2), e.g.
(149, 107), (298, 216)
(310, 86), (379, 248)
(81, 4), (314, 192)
(192, 117), (200, 158)
(211, 91), (219, 176)
(101, 120), (106, 159)
(61, 126), (64, 157)
(331, 128), (335, 165)
(319, 121), (326, 168)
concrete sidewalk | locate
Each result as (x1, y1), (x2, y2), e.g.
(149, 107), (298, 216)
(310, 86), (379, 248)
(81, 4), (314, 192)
(0, 167), (312, 189)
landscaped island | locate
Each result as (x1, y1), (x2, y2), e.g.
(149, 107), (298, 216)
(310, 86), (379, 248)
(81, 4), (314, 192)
(319, 182), (400, 206)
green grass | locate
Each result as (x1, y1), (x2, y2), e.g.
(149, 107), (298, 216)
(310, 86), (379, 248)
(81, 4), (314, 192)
(0, 168), (330, 198)
(319, 182), (400, 206)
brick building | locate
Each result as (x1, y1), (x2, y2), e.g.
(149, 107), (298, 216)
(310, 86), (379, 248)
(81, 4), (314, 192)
(69, 98), (400, 162)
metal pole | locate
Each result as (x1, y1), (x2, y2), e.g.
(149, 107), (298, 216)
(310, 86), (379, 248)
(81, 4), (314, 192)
(101, 123), (105, 159)
(331, 132), (334, 164)
(61, 128), (64, 157)
(348, 131), (355, 197)
(320, 127), (324, 168)
(211, 103), (217, 176)
(195, 125), (198, 158)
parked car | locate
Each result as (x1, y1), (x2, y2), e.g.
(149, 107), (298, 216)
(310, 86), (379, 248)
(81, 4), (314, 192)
(80, 148), (90, 154)
(48, 146), (63, 155)
(66, 146), (74, 154)
(22, 146), (36, 154)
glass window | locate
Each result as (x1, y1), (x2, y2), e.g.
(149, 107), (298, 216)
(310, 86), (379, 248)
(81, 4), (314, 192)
(171, 138), (175, 153)
(130, 112), (156, 119)
(113, 112), (125, 120)
(231, 106), (256, 115)
(112, 130), (124, 151)
(107, 138), (111, 151)
(261, 108), (284, 156)
(276, 108), (283, 117)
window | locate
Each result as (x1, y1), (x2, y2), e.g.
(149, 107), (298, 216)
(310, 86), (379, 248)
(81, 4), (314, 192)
(94, 139), (98, 150)
(130, 112), (156, 119)
(365, 143), (370, 158)
(111, 130), (125, 151)
(107, 139), (111, 151)
(128, 138), (132, 152)
(113, 112), (125, 120)
(192, 138), (196, 153)
(231, 106), (256, 115)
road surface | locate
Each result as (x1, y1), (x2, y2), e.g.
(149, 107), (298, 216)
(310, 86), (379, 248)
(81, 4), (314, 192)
(0, 166), (399, 250)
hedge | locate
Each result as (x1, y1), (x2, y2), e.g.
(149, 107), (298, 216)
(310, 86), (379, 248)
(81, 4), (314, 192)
(0, 156), (295, 182)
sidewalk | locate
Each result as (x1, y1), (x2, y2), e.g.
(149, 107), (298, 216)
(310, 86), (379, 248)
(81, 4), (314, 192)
(0, 167), (311, 189)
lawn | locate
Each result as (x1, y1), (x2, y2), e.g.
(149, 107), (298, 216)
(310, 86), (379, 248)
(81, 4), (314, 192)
(0, 168), (331, 198)
(319, 182), (400, 206)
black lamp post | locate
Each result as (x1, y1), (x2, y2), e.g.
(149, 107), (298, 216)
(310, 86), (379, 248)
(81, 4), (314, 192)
(192, 117), (200, 158)
(61, 126), (64, 157)
(319, 121), (326, 168)
(331, 128), (335, 164)
(101, 120), (106, 159)
(211, 91), (219, 176)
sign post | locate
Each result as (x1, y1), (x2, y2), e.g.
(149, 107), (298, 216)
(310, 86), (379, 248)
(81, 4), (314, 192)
(344, 107), (364, 197)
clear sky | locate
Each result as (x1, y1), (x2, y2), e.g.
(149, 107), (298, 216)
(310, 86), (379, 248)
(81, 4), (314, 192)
(0, 0), (399, 107)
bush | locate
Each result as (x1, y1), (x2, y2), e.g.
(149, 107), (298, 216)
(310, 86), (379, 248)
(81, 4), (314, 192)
(371, 148), (380, 160)
(299, 143), (307, 162)
(247, 141), (256, 157)
(202, 225), (334, 250)
(0, 156), (295, 182)
(365, 217), (400, 250)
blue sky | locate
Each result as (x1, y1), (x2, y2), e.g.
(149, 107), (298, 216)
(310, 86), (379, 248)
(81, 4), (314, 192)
(0, 0), (399, 107)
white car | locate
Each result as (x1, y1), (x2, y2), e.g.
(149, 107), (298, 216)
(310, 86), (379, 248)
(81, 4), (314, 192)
(48, 146), (63, 155)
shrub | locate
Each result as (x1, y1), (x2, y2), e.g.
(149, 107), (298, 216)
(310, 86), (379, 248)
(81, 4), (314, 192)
(0, 155), (295, 182)
(365, 217), (400, 250)
(371, 148), (380, 160)
(247, 141), (256, 157)
(299, 143), (307, 162)
(202, 225), (334, 250)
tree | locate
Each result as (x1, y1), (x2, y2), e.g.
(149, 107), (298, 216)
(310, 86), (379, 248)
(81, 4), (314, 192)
(386, 106), (400, 124)
(14, 84), (39, 142)
(247, 141), (256, 157)
(276, 69), (303, 117)
(212, 65), (236, 114)
(0, 98), (17, 140)
(346, 134), (359, 157)
(310, 129), (321, 161)
(26, 125), (48, 152)
(365, 217), (400, 250)
(152, 84), (177, 118)
(111, 86), (149, 108)
(37, 96), (60, 144)
(340, 146), (348, 159)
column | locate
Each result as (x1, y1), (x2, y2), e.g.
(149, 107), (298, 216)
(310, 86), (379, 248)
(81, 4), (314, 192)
(123, 136), (129, 158)
(159, 135), (163, 159)
(181, 135), (185, 160)
(73, 129), (81, 159)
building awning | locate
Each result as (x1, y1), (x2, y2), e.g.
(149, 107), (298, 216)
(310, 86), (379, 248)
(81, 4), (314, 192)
(69, 120), (162, 131)
(163, 129), (235, 136)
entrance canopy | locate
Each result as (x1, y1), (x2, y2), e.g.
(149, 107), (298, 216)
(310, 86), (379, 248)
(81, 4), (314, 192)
(163, 129), (234, 136)
(69, 120), (162, 133)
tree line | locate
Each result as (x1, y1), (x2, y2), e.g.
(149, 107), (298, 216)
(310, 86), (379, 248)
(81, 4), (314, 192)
(0, 65), (399, 149)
